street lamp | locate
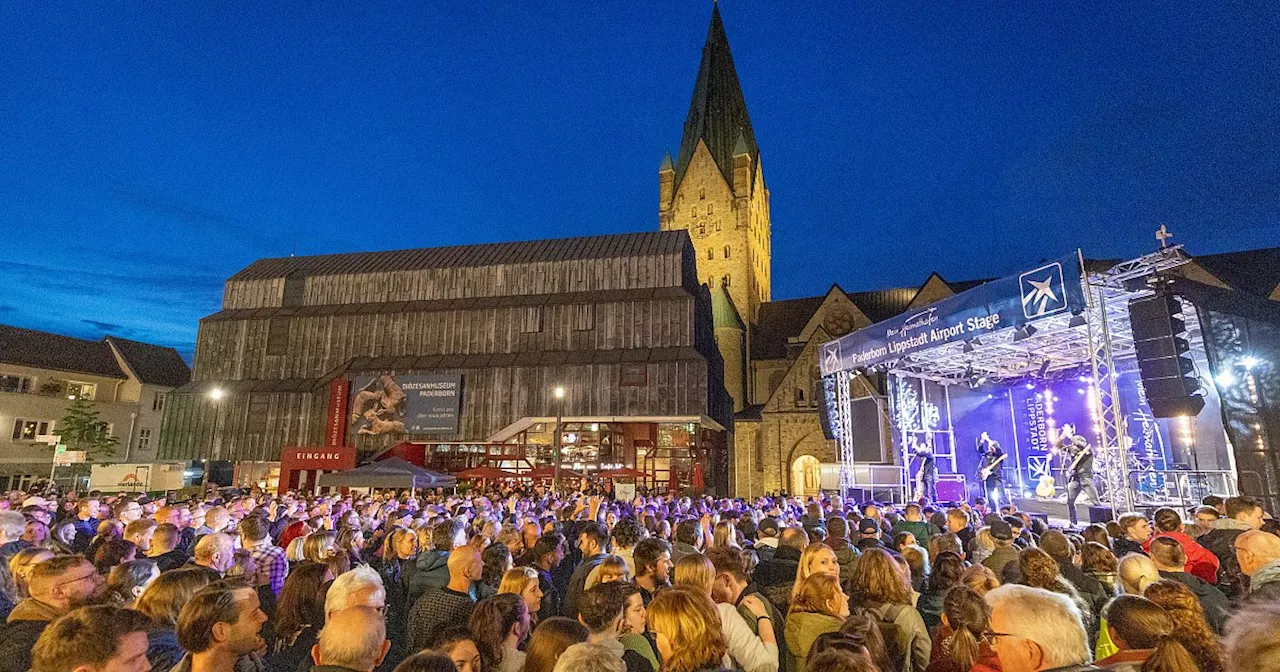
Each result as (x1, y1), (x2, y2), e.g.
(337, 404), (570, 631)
(553, 386), (565, 494)
(203, 387), (225, 489)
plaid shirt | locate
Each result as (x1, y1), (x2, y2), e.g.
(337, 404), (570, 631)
(247, 541), (289, 594)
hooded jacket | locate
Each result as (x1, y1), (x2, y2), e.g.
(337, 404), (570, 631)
(408, 550), (449, 602)
(1199, 518), (1254, 596)
(1249, 558), (1280, 592)
(784, 612), (844, 672)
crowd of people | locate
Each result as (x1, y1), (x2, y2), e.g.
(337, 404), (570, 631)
(1, 485), (1279, 672)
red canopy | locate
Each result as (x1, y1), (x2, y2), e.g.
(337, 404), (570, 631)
(598, 468), (649, 480)
(522, 466), (585, 480)
(456, 466), (520, 480)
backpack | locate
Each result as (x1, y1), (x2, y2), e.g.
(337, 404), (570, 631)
(857, 602), (909, 672)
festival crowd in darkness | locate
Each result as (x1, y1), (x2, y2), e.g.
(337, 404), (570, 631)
(2, 485), (1280, 672)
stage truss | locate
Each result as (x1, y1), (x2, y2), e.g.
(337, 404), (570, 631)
(831, 246), (1196, 513)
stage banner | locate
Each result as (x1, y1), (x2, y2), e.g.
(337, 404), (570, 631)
(821, 253), (1086, 375)
(350, 372), (464, 435)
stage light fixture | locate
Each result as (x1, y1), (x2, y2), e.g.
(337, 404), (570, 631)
(1068, 313), (1087, 328)
(1242, 356), (1260, 371)
(963, 340), (976, 353)
(1215, 370), (1237, 387)
(1013, 325), (1036, 342)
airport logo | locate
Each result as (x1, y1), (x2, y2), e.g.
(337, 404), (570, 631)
(822, 342), (840, 374)
(1019, 262), (1068, 319)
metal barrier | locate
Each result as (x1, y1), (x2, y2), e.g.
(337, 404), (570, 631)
(1127, 469), (1237, 510)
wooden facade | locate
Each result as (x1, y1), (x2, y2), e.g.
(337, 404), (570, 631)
(159, 231), (733, 465)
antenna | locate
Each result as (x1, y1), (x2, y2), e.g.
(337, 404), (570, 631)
(1155, 223), (1173, 250)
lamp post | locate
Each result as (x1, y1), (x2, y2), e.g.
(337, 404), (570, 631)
(553, 386), (565, 495)
(203, 387), (224, 490)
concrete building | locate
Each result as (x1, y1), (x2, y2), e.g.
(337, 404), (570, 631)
(0, 325), (191, 489)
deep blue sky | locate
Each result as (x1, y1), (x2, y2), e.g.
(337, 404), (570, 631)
(2, 3), (1277, 360)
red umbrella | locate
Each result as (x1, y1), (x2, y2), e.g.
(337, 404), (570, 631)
(456, 466), (520, 480)
(522, 466), (585, 480)
(598, 468), (649, 479)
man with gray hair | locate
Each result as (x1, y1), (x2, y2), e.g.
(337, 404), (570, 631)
(325, 565), (386, 618)
(551, 642), (625, 672)
(309, 607), (390, 672)
(985, 584), (1095, 672)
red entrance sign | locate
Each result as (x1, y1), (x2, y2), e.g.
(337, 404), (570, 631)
(278, 445), (356, 495)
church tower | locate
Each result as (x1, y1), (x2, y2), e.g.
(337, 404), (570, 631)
(660, 5), (771, 411)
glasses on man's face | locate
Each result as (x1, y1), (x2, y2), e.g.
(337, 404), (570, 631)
(984, 631), (1017, 643)
(57, 570), (102, 588)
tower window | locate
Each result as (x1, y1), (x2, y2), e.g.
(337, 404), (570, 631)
(698, 224), (705, 236)
(724, 246), (731, 259)
(691, 206), (697, 217)
(700, 188), (705, 200)
(722, 275), (731, 288)
(707, 249), (714, 261)
(795, 388), (806, 404)
(707, 204), (713, 215)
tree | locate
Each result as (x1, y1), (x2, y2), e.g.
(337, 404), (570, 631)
(55, 396), (119, 459)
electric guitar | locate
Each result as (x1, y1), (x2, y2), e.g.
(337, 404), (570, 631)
(979, 454), (1006, 480)
(1065, 445), (1091, 479)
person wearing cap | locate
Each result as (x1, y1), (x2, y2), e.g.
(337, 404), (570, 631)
(981, 519), (1020, 576)
(755, 518), (780, 564)
(855, 518), (889, 553)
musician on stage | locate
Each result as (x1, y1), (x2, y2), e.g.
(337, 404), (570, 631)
(1059, 424), (1100, 527)
(912, 444), (937, 503)
(977, 432), (1006, 510)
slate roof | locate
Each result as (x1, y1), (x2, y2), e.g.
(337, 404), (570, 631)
(0, 325), (126, 379)
(229, 230), (690, 281)
(673, 5), (759, 189)
(106, 337), (191, 388)
(1194, 247), (1280, 298)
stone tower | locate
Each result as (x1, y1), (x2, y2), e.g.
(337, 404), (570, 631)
(660, 5), (771, 411)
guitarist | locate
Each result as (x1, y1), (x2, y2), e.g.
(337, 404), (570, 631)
(977, 432), (1006, 510)
(1059, 424), (1101, 527)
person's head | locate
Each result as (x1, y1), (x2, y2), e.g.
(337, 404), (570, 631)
(927, 551), (964, 594)
(303, 530), (337, 564)
(204, 507), (230, 532)
(1083, 524), (1112, 550)
(930, 532), (965, 562)
(1143, 579), (1225, 672)
(469, 593), (530, 667)
(673, 520), (702, 550)
(901, 545), (928, 584)
(1118, 513), (1152, 543)
(1081, 541), (1118, 576)
(789, 572), (850, 620)
(325, 565), (386, 618)
(578, 582), (628, 639)
(711, 520), (739, 549)
(780, 525), (810, 550)
(114, 501), (142, 524)
(610, 517), (644, 551)
(122, 519), (156, 553)
(1235, 530), (1280, 577)
(10, 547), (54, 598)
(78, 499), (101, 521)
(106, 560), (159, 607)
(135, 567), (212, 626)
(193, 532), (235, 574)
(856, 518), (880, 541)
(430, 517), (465, 551)
(447, 543), (483, 584)
(633, 538), (672, 584)
(1193, 506), (1220, 528)
(31, 605), (152, 672)
(390, 652), (456, 672)
(94, 539), (138, 573)
(941, 586), (990, 670)
(237, 515), (270, 549)
(532, 533), (567, 569)
(673, 552), (715, 594)
(427, 628), (482, 672)
(481, 542), (513, 587)
(1149, 536), (1188, 572)
(797, 542), (839, 582)
(1018, 548), (1064, 591)
(1226, 496), (1266, 530)
(311, 606), (389, 672)
(578, 522), (608, 556)
(960, 564), (1000, 596)
(989, 519), (1015, 547)
(1037, 530), (1072, 563)
(1152, 507), (1184, 534)
(1104, 594), (1201, 672)
(498, 566), (544, 616)
(52, 519), (78, 546)
(149, 524), (180, 556)
(706, 546), (749, 603)
(176, 582), (268, 657)
(1224, 601), (1280, 672)
(522, 617), (590, 672)
(848, 548), (912, 606)
(30, 555), (106, 611)
(984, 584), (1090, 672)
(835, 613), (891, 671)
(615, 583), (647, 636)
(758, 517), (780, 539)
(586, 555), (629, 590)
(946, 508), (969, 534)
(646, 588), (728, 672)
(1118, 553), (1160, 594)
(277, 562), (331, 638)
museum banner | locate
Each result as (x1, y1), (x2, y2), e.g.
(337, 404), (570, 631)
(820, 253), (1087, 375)
(350, 372), (464, 435)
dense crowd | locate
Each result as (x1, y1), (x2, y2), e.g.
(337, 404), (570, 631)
(1, 485), (1279, 672)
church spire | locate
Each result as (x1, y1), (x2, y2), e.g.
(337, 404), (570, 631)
(673, 4), (758, 189)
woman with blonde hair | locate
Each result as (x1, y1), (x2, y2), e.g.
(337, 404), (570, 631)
(790, 543), (840, 603)
(7, 547), (52, 601)
(958, 564), (1000, 597)
(785, 573), (850, 672)
(498, 566), (544, 624)
(646, 588), (730, 672)
(1143, 579), (1225, 672)
(303, 530), (337, 564)
(970, 527), (996, 565)
(712, 520), (741, 550)
(1118, 553), (1160, 595)
(585, 554), (630, 590)
(673, 553), (779, 672)
(847, 548), (931, 672)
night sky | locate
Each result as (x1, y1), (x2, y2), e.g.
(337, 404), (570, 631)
(2, 3), (1277, 361)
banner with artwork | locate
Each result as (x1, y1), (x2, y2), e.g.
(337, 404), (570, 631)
(350, 372), (463, 435)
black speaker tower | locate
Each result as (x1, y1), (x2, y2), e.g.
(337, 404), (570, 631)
(1127, 293), (1205, 418)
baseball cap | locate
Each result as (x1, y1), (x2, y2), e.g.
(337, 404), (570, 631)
(21, 496), (49, 509)
(858, 518), (880, 535)
(989, 519), (1013, 541)
(759, 517), (780, 536)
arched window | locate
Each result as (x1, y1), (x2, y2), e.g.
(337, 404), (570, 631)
(724, 246), (731, 259)
(794, 388), (806, 404)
